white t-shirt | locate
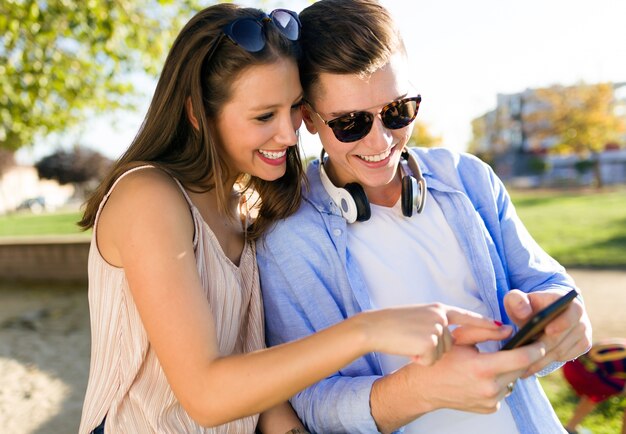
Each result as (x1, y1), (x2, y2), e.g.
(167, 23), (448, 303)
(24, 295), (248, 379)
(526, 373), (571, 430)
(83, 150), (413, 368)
(347, 194), (519, 434)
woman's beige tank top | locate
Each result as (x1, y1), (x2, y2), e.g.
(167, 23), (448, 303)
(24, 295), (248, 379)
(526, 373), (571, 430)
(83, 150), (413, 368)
(79, 166), (263, 433)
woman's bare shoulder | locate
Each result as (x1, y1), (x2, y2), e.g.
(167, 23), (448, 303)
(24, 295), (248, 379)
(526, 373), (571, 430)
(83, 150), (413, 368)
(97, 167), (194, 265)
(105, 167), (188, 214)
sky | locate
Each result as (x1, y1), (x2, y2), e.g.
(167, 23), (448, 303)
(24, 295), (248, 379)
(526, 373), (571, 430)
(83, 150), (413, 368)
(15, 0), (626, 164)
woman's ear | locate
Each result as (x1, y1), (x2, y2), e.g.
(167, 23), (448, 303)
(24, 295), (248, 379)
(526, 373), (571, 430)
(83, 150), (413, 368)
(185, 97), (200, 130)
(301, 104), (318, 134)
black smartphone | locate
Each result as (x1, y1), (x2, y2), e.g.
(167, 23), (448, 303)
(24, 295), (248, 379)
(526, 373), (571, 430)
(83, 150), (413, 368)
(501, 289), (578, 350)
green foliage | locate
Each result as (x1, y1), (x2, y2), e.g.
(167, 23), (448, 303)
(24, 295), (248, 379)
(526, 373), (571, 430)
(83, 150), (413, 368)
(468, 115), (487, 154)
(407, 121), (442, 148)
(531, 83), (625, 155)
(528, 156), (549, 174)
(510, 187), (626, 268)
(574, 159), (595, 175)
(0, 0), (207, 151)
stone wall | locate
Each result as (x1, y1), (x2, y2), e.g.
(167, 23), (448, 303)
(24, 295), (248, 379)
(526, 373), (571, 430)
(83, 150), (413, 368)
(0, 236), (90, 284)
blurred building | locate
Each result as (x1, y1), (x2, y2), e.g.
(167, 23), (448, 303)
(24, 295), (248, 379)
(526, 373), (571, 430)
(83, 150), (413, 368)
(471, 82), (626, 186)
(0, 165), (74, 215)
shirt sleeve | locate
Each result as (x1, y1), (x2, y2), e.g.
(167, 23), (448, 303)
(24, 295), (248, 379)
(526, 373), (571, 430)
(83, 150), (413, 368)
(485, 162), (577, 294)
(257, 217), (385, 433)
(477, 159), (582, 375)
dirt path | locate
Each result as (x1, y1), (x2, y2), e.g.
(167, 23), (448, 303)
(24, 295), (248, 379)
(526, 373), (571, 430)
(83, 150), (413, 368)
(568, 269), (626, 339)
(0, 268), (624, 434)
(0, 284), (89, 434)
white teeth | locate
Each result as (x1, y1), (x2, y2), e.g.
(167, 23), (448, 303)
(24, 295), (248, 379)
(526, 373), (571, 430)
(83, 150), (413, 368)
(258, 149), (287, 159)
(358, 148), (391, 162)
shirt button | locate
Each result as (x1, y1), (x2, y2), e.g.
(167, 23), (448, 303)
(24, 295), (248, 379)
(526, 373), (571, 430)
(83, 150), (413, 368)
(333, 229), (342, 236)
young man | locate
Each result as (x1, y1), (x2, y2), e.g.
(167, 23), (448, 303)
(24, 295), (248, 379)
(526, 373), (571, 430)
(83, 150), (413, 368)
(257, 1), (592, 432)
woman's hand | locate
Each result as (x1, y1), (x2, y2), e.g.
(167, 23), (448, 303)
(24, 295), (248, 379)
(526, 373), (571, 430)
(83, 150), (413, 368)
(358, 303), (510, 366)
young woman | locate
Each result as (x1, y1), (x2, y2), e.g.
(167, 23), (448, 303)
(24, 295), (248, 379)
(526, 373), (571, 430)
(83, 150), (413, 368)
(78, 4), (502, 433)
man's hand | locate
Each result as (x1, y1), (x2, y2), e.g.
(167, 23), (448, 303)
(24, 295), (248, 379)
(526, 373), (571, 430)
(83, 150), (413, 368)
(504, 289), (592, 377)
(371, 339), (545, 433)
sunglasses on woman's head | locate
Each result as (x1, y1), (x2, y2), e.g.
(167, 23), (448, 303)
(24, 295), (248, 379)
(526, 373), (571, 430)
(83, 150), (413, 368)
(214, 9), (300, 55)
(308, 95), (422, 143)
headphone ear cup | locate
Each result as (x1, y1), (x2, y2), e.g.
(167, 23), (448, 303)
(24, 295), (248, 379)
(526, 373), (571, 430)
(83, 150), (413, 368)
(415, 177), (427, 214)
(344, 183), (371, 222)
(401, 150), (427, 216)
(401, 175), (414, 217)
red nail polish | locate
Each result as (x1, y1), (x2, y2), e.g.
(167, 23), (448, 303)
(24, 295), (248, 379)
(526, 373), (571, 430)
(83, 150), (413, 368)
(494, 320), (503, 326)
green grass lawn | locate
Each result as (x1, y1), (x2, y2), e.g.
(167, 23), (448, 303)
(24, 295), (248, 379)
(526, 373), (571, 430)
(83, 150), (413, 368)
(509, 186), (626, 268)
(0, 210), (87, 237)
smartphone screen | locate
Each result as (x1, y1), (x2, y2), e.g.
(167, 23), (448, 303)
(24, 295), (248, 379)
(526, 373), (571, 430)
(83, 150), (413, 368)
(501, 289), (578, 351)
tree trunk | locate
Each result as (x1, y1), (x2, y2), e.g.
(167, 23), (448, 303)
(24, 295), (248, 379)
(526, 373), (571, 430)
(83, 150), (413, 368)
(592, 156), (603, 188)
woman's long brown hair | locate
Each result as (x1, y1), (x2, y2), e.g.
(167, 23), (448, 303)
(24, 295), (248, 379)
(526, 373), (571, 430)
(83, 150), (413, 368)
(79, 4), (303, 240)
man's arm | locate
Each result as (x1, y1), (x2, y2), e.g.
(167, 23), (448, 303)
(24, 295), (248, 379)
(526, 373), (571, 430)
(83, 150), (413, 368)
(462, 158), (592, 376)
(486, 164), (591, 371)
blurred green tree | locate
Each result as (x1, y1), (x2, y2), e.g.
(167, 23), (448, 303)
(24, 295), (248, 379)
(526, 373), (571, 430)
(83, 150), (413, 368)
(529, 83), (626, 187)
(0, 0), (209, 152)
(407, 121), (442, 148)
(467, 116), (486, 155)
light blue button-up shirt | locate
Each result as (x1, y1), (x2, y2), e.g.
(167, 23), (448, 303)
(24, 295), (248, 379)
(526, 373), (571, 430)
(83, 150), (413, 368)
(257, 147), (573, 434)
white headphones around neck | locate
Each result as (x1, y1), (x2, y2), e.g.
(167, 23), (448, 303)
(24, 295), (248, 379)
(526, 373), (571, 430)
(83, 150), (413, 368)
(319, 148), (427, 223)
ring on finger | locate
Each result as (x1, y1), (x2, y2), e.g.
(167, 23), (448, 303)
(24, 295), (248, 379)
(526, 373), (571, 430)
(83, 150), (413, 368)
(505, 381), (515, 397)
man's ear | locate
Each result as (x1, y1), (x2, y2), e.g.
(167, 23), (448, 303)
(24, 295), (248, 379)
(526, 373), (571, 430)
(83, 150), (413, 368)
(185, 97), (200, 130)
(301, 104), (318, 134)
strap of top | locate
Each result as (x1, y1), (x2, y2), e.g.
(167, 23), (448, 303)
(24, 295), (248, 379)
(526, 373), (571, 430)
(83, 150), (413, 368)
(93, 165), (199, 247)
(93, 165), (154, 230)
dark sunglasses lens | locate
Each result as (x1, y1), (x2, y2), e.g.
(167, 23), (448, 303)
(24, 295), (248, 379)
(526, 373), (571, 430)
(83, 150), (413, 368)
(330, 112), (373, 143)
(382, 99), (419, 129)
(271, 10), (300, 40)
(230, 19), (265, 52)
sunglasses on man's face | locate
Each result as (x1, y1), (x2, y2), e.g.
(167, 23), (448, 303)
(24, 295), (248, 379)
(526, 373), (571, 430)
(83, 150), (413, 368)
(309, 96), (422, 143)
(219, 9), (300, 53)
